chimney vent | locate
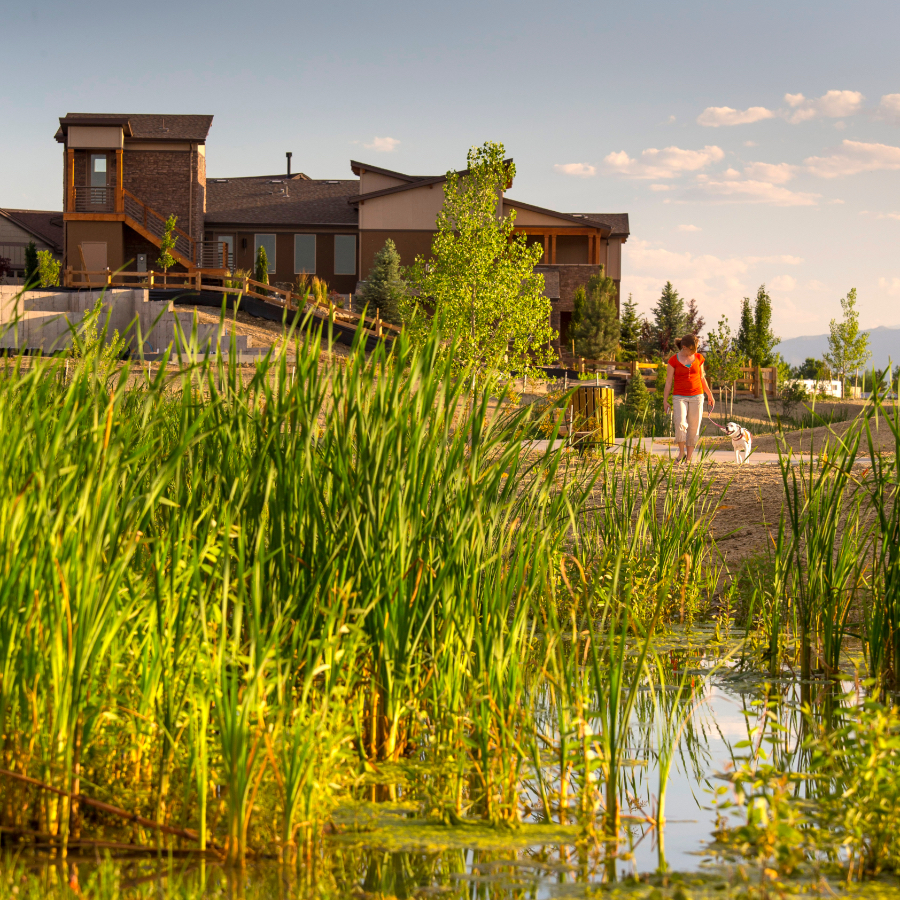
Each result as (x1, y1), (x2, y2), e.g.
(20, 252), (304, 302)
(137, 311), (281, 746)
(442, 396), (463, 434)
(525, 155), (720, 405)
(286, 152), (292, 178)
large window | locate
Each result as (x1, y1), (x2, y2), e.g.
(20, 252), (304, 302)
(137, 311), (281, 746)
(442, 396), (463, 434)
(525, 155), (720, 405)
(334, 235), (356, 276)
(294, 234), (316, 274)
(254, 234), (277, 273)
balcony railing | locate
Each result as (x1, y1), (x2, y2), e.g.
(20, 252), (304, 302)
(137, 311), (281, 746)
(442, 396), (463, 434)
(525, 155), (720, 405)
(73, 185), (117, 212)
(197, 241), (233, 271)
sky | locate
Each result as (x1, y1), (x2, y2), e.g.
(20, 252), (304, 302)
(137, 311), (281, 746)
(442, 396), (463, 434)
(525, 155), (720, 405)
(4, 0), (900, 339)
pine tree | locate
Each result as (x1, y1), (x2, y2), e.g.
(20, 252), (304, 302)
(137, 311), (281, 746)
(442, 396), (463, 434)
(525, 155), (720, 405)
(752, 284), (778, 367)
(618, 293), (643, 360)
(685, 297), (705, 340)
(358, 239), (407, 324)
(624, 366), (650, 418)
(254, 244), (269, 296)
(23, 241), (38, 287)
(649, 282), (686, 358)
(735, 297), (755, 363)
(570, 268), (620, 359)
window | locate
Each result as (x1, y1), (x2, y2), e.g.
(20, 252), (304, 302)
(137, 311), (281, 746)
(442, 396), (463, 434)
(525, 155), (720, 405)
(254, 234), (277, 273)
(90, 153), (108, 206)
(294, 234), (316, 274)
(334, 235), (356, 275)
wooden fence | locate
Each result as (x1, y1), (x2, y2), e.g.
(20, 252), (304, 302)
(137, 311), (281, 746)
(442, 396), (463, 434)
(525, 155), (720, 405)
(60, 268), (402, 341)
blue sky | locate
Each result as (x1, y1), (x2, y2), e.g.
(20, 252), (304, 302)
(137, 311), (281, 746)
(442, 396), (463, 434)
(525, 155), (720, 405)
(5, 0), (900, 338)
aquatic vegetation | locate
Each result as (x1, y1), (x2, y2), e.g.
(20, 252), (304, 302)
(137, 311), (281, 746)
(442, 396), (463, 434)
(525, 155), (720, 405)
(1, 299), (899, 897)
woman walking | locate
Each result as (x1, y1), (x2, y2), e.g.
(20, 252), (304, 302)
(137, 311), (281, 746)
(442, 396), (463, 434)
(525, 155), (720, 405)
(662, 334), (715, 464)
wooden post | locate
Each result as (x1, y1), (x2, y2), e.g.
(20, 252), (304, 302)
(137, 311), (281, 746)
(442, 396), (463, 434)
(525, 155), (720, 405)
(115, 149), (124, 212)
(66, 149), (75, 212)
(551, 234), (557, 265)
(630, 359), (637, 379)
(149, 271), (154, 288)
(755, 365), (763, 399)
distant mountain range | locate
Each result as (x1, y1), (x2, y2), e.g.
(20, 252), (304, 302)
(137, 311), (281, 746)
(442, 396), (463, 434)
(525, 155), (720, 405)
(775, 325), (900, 371)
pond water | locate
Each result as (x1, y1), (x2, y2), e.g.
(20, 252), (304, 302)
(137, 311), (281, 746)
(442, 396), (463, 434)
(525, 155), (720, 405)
(2, 629), (873, 899)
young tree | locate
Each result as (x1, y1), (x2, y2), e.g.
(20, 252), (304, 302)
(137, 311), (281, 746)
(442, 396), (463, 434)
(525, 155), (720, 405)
(618, 293), (643, 360)
(822, 288), (871, 393)
(36, 250), (61, 288)
(648, 282), (687, 358)
(705, 315), (746, 416)
(403, 141), (554, 386)
(358, 239), (407, 324)
(570, 267), (620, 359)
(685, 297), (706, 340)
(254, 244), (269, 296)
(735, 297), (755, 363)
(752, 285), (779, 367)
(24, 241), (39, 287)
(156, 215), (178, 286)
(624, 365), (650, 420)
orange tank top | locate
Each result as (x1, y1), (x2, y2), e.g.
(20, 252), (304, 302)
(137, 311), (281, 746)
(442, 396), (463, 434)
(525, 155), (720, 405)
(669, 352), (704, 396)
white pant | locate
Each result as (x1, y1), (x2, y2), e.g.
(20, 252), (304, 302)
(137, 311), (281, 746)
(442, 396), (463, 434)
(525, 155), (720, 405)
(673, 394), (704, 447)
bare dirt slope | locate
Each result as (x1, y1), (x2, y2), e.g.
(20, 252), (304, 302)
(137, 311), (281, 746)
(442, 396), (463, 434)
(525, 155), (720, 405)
(751, 414), (898, 455)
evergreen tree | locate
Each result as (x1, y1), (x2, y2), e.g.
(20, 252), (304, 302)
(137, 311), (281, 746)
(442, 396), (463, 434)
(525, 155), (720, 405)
(649, 281), (686, 358)
(685, 297), (705, 340)
(618, 293), (643, 360)
(624, 366), (650, 418)
(735, 297), (755, 362)
(652, 361), (667, 415)
(23, 241), (38, 287)
(752, 284), (779, 367)
(570, 267), (620, 359)
(358, 239), (407, 324)
(254, 244), (269, 296)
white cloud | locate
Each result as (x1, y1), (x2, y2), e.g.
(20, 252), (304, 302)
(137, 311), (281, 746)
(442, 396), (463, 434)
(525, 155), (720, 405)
(805, 140), (900, 178)
(627, 241), (812, 332)
(834, 121), (847, 130)
(688, 177), (820, 206)
(879, 277), (900, 297)
(604, 145), (724, 179)
(828, 198), (846, 204)
(878, 94), (900, 121)
(678, 224), (701, 232)
(744, 140), (759, 147)
(784, 90), (864, 123)
(363, 136), (400, 152)
(650, 184), (675, 191)
(877, 212), (900, 220)
(769, 275), (797, 291)
(741, 162), (798, 184)
(553, 163), (596, 178)
(697, 105), (775, 127)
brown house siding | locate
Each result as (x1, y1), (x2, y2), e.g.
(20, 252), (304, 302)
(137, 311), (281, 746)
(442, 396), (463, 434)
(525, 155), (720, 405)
(360, 230), (435, 277)
(224, 229), (358, 295)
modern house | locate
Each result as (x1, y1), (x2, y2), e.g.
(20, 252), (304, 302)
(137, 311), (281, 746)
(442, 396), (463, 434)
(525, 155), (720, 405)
(350, 161), (629, 344)
(53, 112), (629, 350)
(0, 209), (63, 282)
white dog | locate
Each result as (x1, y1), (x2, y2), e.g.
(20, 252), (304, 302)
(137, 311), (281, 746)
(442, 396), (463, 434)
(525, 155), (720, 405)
(723, 422), (752, 464)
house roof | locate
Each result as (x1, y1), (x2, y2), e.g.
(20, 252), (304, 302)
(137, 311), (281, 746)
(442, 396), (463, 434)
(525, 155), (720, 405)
(0, 209), (64, 252)
(571, 213), (630, 237)
(349, 161), (419, 182)
(55, 114), (214, 143)
(350, 159), (514, 204)
(504, 199), (612, 231)
(205, 175), (359, 226)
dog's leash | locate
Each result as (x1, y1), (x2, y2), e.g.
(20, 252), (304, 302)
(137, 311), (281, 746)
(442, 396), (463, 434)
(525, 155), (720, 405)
(705, 414), (728, 433)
